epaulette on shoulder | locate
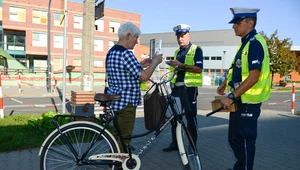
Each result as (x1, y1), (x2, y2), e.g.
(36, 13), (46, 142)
(250, 36), (257, 42)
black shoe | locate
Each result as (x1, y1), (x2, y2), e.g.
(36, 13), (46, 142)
(162, 144), (178, 152)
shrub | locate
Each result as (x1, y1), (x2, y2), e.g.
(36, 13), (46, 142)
(28, 111), (70, 134)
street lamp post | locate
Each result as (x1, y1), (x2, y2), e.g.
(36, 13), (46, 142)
(47, 0), (52, 93)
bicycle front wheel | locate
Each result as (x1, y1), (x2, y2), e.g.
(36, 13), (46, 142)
(176, 122), (202, 170)
(40, 121), (119, 170)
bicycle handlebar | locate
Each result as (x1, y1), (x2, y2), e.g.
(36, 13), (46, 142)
(149, 66), (184, 86)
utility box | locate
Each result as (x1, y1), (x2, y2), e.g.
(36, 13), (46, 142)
(71, 91), (96, 118)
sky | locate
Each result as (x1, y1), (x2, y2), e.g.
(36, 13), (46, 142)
(71, 0), (300, 46)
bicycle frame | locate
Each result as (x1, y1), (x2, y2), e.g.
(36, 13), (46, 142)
(42, 67), (194, 167)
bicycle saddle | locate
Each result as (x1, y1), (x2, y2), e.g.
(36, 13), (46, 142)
(94, 93), (122, 103)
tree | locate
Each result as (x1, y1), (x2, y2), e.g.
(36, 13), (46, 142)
(260, 30), (298, 86)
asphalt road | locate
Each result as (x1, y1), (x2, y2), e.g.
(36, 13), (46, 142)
(3, 87), (299, 116)
(198, 87), (300, 113)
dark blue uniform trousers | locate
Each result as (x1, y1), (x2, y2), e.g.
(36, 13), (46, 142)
(229, 101), (262, 170)
(170, 86), (198, 145)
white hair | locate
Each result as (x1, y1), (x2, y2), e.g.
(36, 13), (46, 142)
(118, 21), (141, 38)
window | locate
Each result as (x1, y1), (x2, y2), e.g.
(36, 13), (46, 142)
(204, 56), (209, 60)
(54, 12), (64, 26)
(53, 57), (62, 71)
(54, 34), (63, 48)
(74, 15), (83, 29)
(5, 31), (26, 51)
(94, 39), (104, 51)
(108, 40), (117, 50)
(211, 69), (221, 76)
(9, 7), (26, 22)
(109, 21), (120, 33)
(0, 7), (3, 23)
(94, 60), (104, 67)
(211, 56), (222, 60)
(73, 59), (81, 66)
(32, 32), (47, 47)
(0, 30), (2, 48)
(203, 69), (209, 76)
(73, 37), (82, 50)
(166, 56), (174, 60)
(34, 59), (47, 69)
(32, 9), (47, 24)
(95, 19), (104, 32)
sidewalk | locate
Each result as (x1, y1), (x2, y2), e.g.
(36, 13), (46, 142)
(0, 109), (299, 170)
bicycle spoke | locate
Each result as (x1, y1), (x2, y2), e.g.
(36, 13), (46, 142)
(41, 123), (119, 170)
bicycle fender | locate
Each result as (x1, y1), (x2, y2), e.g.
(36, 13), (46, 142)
(176, 122), (188, 165)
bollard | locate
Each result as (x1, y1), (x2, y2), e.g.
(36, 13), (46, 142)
(0, 75), (3, 118)
(291, 82), (296, 115)
(18, 72), (21, 93)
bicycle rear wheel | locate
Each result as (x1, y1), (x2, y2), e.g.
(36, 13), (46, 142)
(40, 121), (119, 170)
(176, 122), (202, 170)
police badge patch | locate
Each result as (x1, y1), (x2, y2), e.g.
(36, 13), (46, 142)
(236, 59), (242, 68)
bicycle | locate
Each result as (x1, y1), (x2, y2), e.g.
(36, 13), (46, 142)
(39, 67), (202, 170)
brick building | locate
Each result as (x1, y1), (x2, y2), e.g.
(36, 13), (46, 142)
(0, 0), (148, 72)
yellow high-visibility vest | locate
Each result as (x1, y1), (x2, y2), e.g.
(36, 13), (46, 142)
(227, 34), (271, 103)
(169, 44), (202, 87)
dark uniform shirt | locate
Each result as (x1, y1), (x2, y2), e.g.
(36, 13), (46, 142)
(175, 42), (203, 82)
(229, 29), (264, 88)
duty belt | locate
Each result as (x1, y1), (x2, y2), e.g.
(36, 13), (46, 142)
(171, 82), (185, 88)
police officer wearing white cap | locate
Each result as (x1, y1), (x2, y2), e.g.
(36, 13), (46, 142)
(162, 24), (203, 152)
(217, 8), (271, 170)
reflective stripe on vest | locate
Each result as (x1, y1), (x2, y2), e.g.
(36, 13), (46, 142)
(227, 34), (271, 103)
(169, 44), (203, 87)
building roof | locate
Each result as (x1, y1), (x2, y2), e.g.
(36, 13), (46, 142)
(0, 48), (26, 69)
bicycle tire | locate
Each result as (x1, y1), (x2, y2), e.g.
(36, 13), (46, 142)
(40, 121), (119, 170)
(176, 122), (202, 170)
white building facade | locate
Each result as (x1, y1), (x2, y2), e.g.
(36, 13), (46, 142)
(140, 29), (241, 77)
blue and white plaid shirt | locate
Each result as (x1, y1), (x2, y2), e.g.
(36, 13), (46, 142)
(106, 45), (143, 111)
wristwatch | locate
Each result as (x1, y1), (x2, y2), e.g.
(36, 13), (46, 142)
(227, 93), (236, 101)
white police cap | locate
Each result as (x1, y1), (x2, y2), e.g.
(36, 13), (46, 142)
(229, 7), (260, 24)
(173, 24), (191, 36)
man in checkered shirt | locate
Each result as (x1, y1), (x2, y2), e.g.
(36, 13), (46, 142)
(106, 21), (162, 153)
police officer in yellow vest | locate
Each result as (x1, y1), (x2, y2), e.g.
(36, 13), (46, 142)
(163, 24), (203, 152)
(217, 8), (271, 170)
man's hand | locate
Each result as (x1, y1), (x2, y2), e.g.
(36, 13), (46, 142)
(152, 52), (163, 65)
(216, 80), (227, 95)
(169, 60), (184, 67)
(221, 97), (234, 109)
(140, 58), (152, 68)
